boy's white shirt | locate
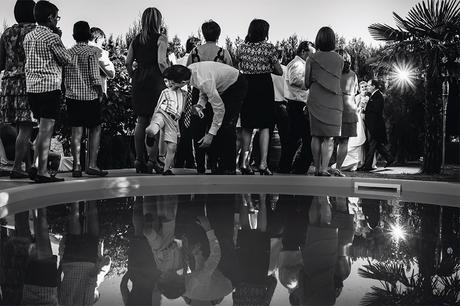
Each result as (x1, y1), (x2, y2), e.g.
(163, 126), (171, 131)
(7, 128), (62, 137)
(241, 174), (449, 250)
(184, 230), (233, 301)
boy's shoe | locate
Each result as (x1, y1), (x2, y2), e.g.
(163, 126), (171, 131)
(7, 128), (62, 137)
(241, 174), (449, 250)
(146, 136), (156, 147)
(163, 169), (174, 176)
(147, 160), (163, 174)
(10, 170), (30, 179)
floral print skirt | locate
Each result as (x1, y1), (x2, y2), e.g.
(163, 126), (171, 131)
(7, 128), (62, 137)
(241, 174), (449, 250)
(0, 77), (36, 124)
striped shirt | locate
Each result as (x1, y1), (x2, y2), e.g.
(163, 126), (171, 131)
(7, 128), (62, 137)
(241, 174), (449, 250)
(63, 42), (102, 100)
(24, 25), (71, 93)
(155, 87), (186, 120)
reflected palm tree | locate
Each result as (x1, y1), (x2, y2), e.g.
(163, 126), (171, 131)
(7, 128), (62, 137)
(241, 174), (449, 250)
(358, 260), (460, 306)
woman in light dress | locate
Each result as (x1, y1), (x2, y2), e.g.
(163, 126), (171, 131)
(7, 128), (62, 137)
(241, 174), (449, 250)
(340, 81), (368, 171)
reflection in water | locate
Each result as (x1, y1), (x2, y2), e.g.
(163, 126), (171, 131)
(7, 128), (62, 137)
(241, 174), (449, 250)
(0, 195), (458, 305)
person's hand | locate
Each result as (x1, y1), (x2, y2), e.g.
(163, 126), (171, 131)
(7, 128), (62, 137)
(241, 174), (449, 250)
(198, 133), (213, 149)
(196, 216), (211, 231)
(193, 105), (204, 118)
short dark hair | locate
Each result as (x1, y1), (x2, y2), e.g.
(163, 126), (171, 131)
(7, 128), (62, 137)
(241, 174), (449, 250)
(90, 27), (105, 41)
(73, 21), (91, 42)
(163, 65), (191, 83)
(245, 19), (270, 43)
(315, 26), (336, 52)
(185, 36), (199, 53)
(201, 20), (221, 42)
(14, 0), (36, 23)
(33, 0), (58, 24)
(296, 41), (314, 56)
(369, 79), (380, 90)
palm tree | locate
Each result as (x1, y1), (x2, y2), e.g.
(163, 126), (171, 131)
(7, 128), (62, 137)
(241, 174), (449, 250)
(368, 0), (460, 174)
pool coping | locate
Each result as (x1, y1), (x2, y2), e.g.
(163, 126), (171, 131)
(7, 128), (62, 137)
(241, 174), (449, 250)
(1, 172), (458, 217)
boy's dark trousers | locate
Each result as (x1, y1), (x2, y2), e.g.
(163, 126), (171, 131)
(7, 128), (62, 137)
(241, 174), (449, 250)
(278, 99), (313, 174)
(274, 100), (290, 171)
(175, 118), (195, 168)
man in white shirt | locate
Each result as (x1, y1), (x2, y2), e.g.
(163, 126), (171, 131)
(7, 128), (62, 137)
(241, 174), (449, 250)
(279, 42), (315, 174)
(188, 61), (248, 175)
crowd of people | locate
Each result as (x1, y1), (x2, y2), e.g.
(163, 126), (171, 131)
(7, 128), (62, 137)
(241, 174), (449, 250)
(0, 0), (395, 183)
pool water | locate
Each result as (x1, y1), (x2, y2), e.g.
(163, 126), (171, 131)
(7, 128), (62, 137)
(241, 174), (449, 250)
(1, 194), (459, 306)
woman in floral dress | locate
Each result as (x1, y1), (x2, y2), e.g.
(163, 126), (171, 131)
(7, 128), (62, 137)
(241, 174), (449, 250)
(236, 19), (283, 176)
(0, 0), (37, 178)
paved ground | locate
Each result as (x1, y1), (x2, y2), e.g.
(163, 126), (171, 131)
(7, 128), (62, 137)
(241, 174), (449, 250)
(0, 163), (458, 191)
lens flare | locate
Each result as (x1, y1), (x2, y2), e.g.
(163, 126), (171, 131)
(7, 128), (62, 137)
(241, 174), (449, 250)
(390, 223), (406, 241)
(389, 61), (417, 91)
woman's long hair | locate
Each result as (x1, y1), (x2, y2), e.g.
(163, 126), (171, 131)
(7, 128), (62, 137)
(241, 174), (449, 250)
(139, 7), (162, 45)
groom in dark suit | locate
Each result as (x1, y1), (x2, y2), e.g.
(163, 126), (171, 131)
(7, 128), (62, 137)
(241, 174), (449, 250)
(358, 79), (394, 171)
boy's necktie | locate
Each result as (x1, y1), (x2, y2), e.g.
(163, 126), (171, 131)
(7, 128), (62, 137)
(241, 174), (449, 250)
(183, 85), (193, 128)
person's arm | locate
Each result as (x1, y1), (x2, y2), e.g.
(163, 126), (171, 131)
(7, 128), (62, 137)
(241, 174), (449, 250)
(120, 271), (130, 306)
(0, 34), (6, 71)
(125, 42), (135, 77)
(304, 58), (312, 89)
(50, 36), (71, 66)
(287, 60), (305, 88)
(157, 34), (169, 73)
(198, 81), (225, 136)
(99, 50), (115, 79)
(89, 52), (103, 102)
(224, 49), (233, 66)
(272, 61), (283, 76)
(186, 47), (196, 66)
(196, 216), (221, 274)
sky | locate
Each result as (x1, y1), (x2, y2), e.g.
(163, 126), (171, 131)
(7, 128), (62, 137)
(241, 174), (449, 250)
(0, 0), (421, 48)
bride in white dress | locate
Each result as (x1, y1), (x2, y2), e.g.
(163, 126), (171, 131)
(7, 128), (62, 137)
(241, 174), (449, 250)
(341, 81), (368, 171)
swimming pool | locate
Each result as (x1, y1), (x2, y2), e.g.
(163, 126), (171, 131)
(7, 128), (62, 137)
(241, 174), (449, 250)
(0, 175), (459, 305)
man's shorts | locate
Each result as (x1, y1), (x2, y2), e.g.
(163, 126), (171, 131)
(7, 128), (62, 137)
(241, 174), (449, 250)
(28, 90), (61, 120)
(66, 98), (101, 128)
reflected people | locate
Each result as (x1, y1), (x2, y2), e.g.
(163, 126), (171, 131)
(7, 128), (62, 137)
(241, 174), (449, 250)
(290, 196), (339, 306)
(21, 208), (59, 305)
(233, 194), (277, 306)
(1, 212), (32, 305)
(142, 195), (184, 301)
(178, 194), (234, 304)
(121, 197), (161, 305)
(58, 201), (111, 306)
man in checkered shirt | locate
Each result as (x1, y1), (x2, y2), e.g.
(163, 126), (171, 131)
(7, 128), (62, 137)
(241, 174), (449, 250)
(63, 21), (107, 178)
(23, 0), (71, 183)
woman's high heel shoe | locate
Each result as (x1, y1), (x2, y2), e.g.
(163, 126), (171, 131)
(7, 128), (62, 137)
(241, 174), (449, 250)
(134, 160), (147, 174)
(240, 167), (254, 175)
(259, 167), (273, 176)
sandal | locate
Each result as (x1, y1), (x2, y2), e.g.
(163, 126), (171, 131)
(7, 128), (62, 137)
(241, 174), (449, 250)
(134, 160), (147, 173)
(240, 167), (254, 175)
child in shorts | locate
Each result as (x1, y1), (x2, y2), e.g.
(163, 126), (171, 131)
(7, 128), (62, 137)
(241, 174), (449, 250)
(63, 21), (106, 178)
(145, 65), (190, 175)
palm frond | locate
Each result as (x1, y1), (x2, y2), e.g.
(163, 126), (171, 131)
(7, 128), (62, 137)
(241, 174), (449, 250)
(368, 23), (409, 42)
(360, 286), (398, 306)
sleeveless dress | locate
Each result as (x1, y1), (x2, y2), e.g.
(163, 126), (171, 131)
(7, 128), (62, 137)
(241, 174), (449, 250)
(237, 42), (277, 129)
(305, 51), (344, 137)
(0, 23), (36, 124)
(340, 70), (358, 137)
(131, 34), (166, 117)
